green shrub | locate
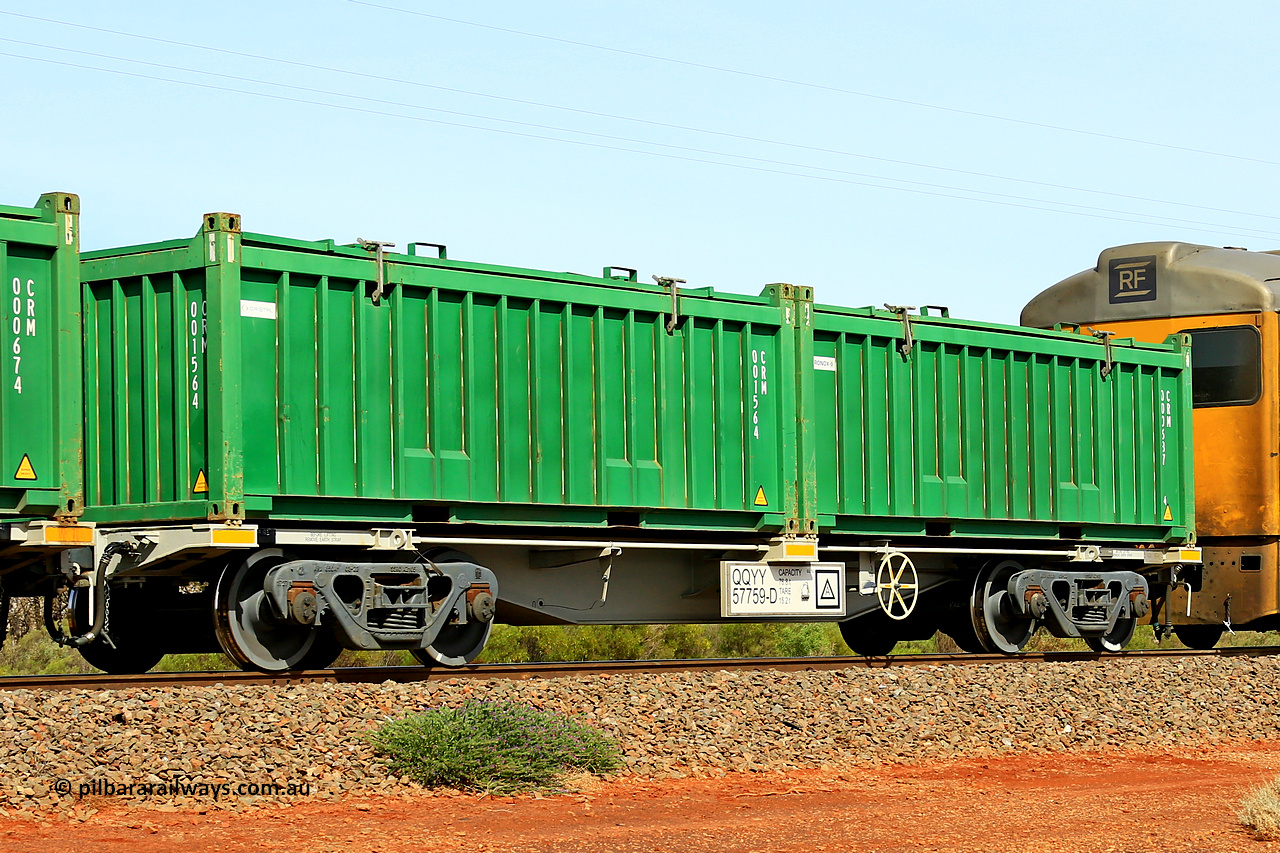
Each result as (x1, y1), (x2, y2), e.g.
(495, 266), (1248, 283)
(478, 624), (715, 663)
(642, 623), (715, 659)
(154, 652), (236, 672)
(775, 622), (847, 656)
(0, 627), (92, 676)
(333, 649), (417, 667)
(706, 622), (844, 657)
(369, 700), (621, 793)
(1240, 777), (1280, 839)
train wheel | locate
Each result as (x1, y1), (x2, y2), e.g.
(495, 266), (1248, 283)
(971, 560), (1038, 655)
(838, 616), (898, 656)
(213, 549), (330, 673)
(411, 549), (495, 667)
(940, 625), (985, 653)
(297, 630), (343, 670)
(67, 587), (166, 674)
(940, 605), (987, 654)
(1173, 625), (1224, 650)
(1085, 616), (1137, 653)
(413, 620), (494, 667)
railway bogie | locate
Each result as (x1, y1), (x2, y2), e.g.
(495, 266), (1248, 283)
(827, 548), (1169, 656)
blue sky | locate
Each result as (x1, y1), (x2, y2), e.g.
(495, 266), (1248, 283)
(4, 1), (1278, 322)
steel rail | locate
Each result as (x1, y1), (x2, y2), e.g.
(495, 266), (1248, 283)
(2, 645), (1278, 692)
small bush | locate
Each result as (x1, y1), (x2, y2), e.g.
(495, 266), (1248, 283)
(369, 700), (622, 794)
(154, 653), (236, 672)
(0, 627), (92, 676)
(479, 624), (717, 663)
(333, 649), (417, 667)
(643, 623), (714, 659)
(1240, 778), (1280, 839)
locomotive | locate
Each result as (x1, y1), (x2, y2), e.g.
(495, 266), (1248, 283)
(1024, 242), (1280, 648)
(0, 193), (1215, 672)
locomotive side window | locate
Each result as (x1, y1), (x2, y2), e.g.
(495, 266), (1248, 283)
(1179, 325), (1262, 407)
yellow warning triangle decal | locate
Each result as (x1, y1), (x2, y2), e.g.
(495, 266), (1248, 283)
(13, 455), (35, 481)
(1163, 505), (1173, 522)
(754, 486), (768, 507)
(193, 470), (209, 494)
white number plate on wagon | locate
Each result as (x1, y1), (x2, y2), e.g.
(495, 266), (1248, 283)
(720, 562), (846, 617)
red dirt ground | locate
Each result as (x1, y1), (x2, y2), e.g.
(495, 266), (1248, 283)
(5, 742), (1280, 852)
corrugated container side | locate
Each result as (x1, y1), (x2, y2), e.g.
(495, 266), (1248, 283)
(811, 307), (1194, 543)
(80, 218), (795, 532)
(0, 194), (82, 518)
(81, 260), (210, 517)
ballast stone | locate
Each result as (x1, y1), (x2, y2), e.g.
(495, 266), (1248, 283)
(0, 655), (1269, 813)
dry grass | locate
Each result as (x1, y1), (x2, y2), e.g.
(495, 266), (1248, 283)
(1239, 778), (1280, 839)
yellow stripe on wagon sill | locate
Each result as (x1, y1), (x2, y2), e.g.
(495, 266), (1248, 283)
(211, 528), (256, 546)
(44, 526), (93, 545)
(785, 541), (817, 558)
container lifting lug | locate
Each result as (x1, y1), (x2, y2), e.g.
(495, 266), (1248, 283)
(1088, 328), (1115, 378)
(653, 276), (686, 334)
(408, 242), (447, 259)
(358, 238), (396, 305)
(884, 304), (916, 358)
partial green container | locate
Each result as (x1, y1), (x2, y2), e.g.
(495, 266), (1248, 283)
(808, 304), (1195, 543)
(79, 214), (798, 531)
(0, 193), (82, 518)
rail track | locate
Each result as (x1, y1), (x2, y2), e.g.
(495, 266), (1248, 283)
(3, 645), (1278, 692)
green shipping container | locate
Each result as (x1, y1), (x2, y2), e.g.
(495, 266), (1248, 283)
(76, 212), (1194, 546)
(79, 215), (800, 531)
(0, 193), (82, 519)
(808, 304), (1195, 543)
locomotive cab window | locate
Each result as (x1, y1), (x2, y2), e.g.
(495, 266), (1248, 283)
(1179, 325), (1262, 408)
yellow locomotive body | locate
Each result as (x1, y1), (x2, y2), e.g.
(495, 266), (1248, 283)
(1024, 242), (1280, 645)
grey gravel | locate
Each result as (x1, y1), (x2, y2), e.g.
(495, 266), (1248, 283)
(0, 655), (1273, 814)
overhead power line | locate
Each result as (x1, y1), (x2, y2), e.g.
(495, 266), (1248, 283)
(4, 47), (1279, 244)
(6, 34), (1277, 237)
(0, 9), (1275, 225)
(346, 0), (1280, 169)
